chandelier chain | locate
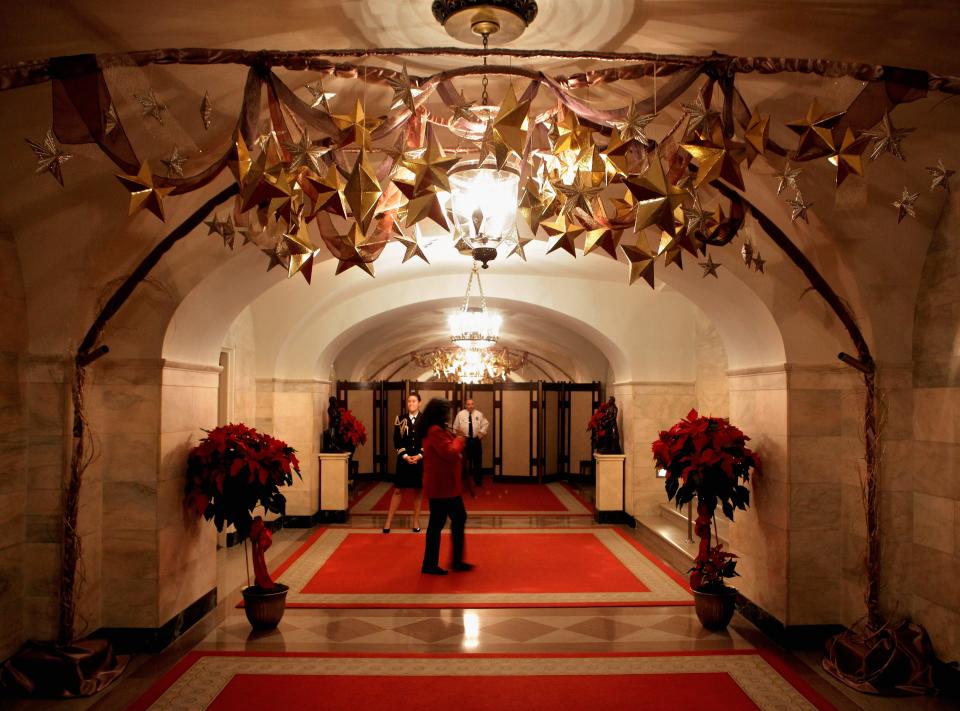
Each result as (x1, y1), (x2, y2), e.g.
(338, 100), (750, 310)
(481, 32), (490, 105)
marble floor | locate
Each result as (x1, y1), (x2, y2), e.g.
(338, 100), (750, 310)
(6, 501), (955, 710)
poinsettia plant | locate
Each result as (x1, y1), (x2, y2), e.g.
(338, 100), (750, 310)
(587, 401), (610, 440)
(337, 406), (367, 449)
(184, 423), (301, 590)
(652, 409), (760, 590)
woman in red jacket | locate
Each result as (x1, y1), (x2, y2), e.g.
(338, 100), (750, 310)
(418, 398), (474, 575)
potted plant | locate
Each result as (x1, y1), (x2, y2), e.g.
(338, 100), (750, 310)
(184, 423), (301, 629)
(652, 409), (760, 630)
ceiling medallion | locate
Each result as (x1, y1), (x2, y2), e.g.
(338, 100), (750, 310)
(431, 1), (539, 45)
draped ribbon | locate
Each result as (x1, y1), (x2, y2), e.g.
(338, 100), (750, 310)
(249, 515), (275, 590)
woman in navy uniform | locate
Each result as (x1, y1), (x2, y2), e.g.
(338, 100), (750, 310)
(383, 392), (424, 533)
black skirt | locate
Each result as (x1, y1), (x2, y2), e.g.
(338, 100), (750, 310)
(394, 457), (423, 489)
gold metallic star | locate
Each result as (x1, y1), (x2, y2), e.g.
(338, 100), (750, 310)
(344, 149), (383, 233)
(681, 192), (708, 235)
(744, 110), (769, 166)
(116, 162), (173, 221)
(400, 131), (458, 193)
(774, 161), (801, 196)
(276, 220), (318, 282)
(395, 228), (429, 264)
(491, 85), (531, 159)
(25, 129), (71, 186)
(385, 65), (423, 113)
(620, 242), (656, 287)
(681, 95), (719, 136)
(161, 146), (187, 177)
(787, 100), (844, 159)
(332, 99), (382, 149)
(863, 112), (914, 162)
(450, 90), (480, 124)
(824, 128), (868, 186)
(240, 146), (293, 212)
(203, 213), (238, 249)
(699, 253), (721, 278)
(478, 120), (511, 170)
(227, 128), (253, 184)
(657, 232), (684, 270)
(542, 215), (584, 257)
(740, 240), (754, 265)
(624, 150), (686, 236)
(583, 226), (622, 258)
(603, 129), (647, 176)
(283, 132), (328, 174)
(200, 91), (212, 130)
(681, 123), (746, 190)
(752, 251), (766, 273)
(609, 100), (656, 146)
(925, 159), (954, 191)
(555, 178), (604, 218)
(306, 79), (335, 111)
(334, 223), (377, 277)
(305, 162), (347, 219)
(892, 186), (919, 223)
(551, 108), (592, 156)
(395, 180), (448, 229)
(787, 191), (812, 223)
(134, 89), (167, 124)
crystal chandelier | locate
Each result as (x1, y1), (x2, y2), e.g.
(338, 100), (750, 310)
(448, 262), (502, 349)
(414, 346), (527, 384)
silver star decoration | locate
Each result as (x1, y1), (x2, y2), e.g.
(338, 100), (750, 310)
(925, 159), (954, 192)
(451, 90), (480, 124)
(681, 95), (719, 135)
(863, 112), (914, 162)
(26, 129), (72, 186)
(609, 101), (656, 146)
(740, 240), (754, 265)
(699, 253), (721, 278)
(385, 65), (423, 113)
(507, 235), (532, 262)
(396, 227), (429, 264)
(161, 146), (186, 177)
(134, 89), (167, 124)
(103, 104), (119, 136)
(892, 187), (919, 223)
(752, 251), (766, 273)
(556, 180), (604, 218)
(283, 132), (328, 174)
(788, 191), (812, 223)
(200, 91), (213, 130)
(682, 192), (708, 234)
(204, 214), (237, 249)
(306, 80), (335, 111)
(261, 243), (286, 271)
(774, 161), (801, 196)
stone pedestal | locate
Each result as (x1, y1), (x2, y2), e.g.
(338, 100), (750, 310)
(318, 453), (350, 523)
(594, 454), (631, 525)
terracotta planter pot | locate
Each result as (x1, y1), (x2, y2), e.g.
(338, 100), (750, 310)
(693, 585), (738, 631)
(242, 583), (289, 629)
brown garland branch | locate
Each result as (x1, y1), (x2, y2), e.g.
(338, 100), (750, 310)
(60, 182), (239, 645)
(1, 46), (958, 93)
(714, 181), (882, 628)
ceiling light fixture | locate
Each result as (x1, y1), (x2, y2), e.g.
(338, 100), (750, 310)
(431, 1), (538, 46)
(448, 262), (502, 349)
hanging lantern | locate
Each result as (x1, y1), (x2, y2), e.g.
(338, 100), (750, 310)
(448, 262), (502, 348)
(447, 158), (520, 268)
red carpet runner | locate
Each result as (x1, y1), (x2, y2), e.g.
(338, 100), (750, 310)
(256, 528), (692, 608)
(350, 481), (594, 516)
(129, 651), (838, 710)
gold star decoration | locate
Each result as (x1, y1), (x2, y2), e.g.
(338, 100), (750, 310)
(681, 191), (708, 235)
(261, 242), (286, 272)
(103, 104), (119, 136)
(116, 162), (173, 221)
(283, 132), (328, 174)
(603, 128), (647, 176)
(825, 128), (868, 186)
(395, 179), (448, 229)
(699, 253), (721, 278)
(620, 241), (656, 287)
(658, 232), (684, 269)
(306, 79), (335, 111)
(204, 213), (239, 249)
(863, 112), (914, 162)
(681, 122), (746, 190)
(892, 186), (919, 223)
(400, 131), (458, 193)
(161, 146), (187, 177)
(332, 99), (382, 149)
(305, 162), (348, 219)
(740, 240), (754, 265)
(276, 220), (319, 282)
(752, 251), (766, 273)
(555, 177), (604, 218)
(25, 129), (72, 186)
(542, 215), (584, 257)
(240, 144), (293, 213)
(478, 120), (511, 170)
(134, 89), (167, 124)
(788, 190), (812, 223)
(583, 226), (622, 258)
(395, 227), (429, 264)
(344, 149), (383, 233)
(450, 90), (480, 124)
(925, 159), (954, 191)
(681, 95), (719, 136)
(786, 99), (844, 159)
(385, 65), (423, 113)
(334, 223), (378, 277)
(227, 128), (253, 184)
(774, 161), (801, 196)
(551, 108), (593, 157)
(624, 150), (686, 236)
(744, 110), (769, 166)
(200, 91), (212, 130)
(491, 85), (531, 160)
(506, 236), (532, 261)
(609, 100), (656, 146)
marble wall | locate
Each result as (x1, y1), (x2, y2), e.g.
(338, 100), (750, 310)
(220, 307), (258, 426)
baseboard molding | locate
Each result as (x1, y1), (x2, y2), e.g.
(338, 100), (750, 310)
(597, 510), (635, 526)
(314, 510), (348, 524)
(94, 588), (217, 654)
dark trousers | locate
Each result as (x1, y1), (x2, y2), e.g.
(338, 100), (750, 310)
(422, 496), (467, 570)
(465, 438), (483, 485)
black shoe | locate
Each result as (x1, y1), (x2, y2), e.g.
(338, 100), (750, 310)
(451, 562), (475, 572)
(382, 528), (390, 533)
(412, 527), (421, 533)
(421, 566), (448, 575)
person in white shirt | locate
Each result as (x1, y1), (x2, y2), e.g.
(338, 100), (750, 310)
(453, 399), (489, 487)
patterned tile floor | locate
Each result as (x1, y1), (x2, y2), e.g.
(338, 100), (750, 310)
(8, 497), (955, 710)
